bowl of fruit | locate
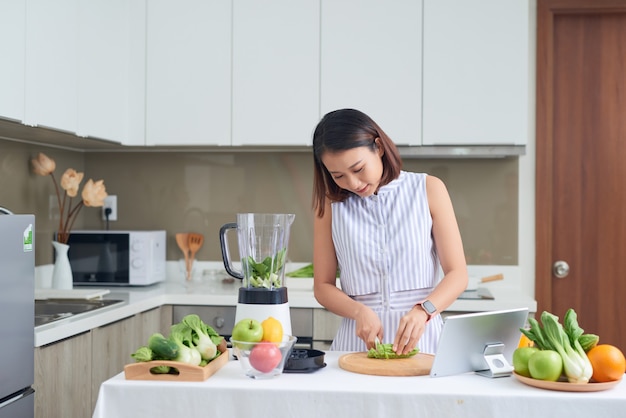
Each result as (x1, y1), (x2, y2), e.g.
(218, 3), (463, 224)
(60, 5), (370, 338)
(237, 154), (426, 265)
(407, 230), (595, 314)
(230, 316), (297, 379)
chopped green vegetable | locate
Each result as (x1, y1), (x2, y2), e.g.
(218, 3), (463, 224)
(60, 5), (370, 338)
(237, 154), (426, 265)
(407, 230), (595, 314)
(367, 342), (418, 359)
(242, 248), (286, 288)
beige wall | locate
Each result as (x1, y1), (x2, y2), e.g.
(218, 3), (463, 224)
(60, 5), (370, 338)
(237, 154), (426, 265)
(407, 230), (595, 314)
(1, 138), (518, 266)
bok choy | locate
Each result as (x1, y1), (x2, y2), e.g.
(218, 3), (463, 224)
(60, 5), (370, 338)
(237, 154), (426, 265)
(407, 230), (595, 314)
(521, 309), (593, 383)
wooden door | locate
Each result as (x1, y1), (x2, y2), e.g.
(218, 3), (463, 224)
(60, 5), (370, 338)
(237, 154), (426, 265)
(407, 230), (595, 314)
(536, 0), (626, 349)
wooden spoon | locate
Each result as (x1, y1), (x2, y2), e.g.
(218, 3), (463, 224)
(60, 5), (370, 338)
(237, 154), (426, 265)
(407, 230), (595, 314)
(187, 233), (204, 279)
(175, 233), (190, 280)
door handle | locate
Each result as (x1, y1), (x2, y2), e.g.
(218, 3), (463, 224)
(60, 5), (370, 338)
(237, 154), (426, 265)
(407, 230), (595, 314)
(553, 260), (570, 278)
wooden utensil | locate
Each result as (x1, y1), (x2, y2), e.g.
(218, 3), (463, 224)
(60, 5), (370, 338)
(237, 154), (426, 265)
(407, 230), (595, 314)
(480, 273), (504, 283)
(338, 352), (434, 376)
(175, 233), (190, 280)
(187, 233), (204, 279)
(466, 273), (504, 291)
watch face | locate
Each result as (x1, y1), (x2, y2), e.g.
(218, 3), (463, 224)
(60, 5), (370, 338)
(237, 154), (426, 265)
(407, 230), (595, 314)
(422, 300), (436, 314)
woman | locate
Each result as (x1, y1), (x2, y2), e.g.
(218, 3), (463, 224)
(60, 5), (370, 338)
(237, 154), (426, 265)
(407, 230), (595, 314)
(312, 109), (468, 355)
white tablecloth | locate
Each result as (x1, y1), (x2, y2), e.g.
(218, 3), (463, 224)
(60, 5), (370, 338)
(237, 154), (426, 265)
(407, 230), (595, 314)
(93, 351), (626, 418)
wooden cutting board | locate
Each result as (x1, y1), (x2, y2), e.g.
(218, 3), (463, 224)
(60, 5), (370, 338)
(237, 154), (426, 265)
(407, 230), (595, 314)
(338, 352), (434, 376)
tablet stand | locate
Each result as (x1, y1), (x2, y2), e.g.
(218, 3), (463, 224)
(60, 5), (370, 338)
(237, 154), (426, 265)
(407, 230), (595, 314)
(475, 343), (514, 378)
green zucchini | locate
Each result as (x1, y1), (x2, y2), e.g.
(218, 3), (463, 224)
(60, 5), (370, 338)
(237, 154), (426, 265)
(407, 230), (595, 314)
(148, 333), (179, 360)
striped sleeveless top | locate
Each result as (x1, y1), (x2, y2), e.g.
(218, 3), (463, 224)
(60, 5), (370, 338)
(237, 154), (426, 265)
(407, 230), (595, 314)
(330, 171), (443, 354)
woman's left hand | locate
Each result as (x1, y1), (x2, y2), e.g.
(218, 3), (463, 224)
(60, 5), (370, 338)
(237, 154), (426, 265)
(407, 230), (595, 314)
(392, 307), (429, 355)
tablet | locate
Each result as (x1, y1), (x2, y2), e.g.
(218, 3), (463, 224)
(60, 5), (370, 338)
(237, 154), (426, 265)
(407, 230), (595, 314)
(429, 307), (529, 378)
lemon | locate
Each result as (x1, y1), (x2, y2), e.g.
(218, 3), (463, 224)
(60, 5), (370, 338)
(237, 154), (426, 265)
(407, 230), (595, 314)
(261, 316), (283, 343)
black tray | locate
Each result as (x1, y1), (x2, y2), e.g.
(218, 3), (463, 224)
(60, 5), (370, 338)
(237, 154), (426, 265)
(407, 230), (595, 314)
(284, 349), (326, 373)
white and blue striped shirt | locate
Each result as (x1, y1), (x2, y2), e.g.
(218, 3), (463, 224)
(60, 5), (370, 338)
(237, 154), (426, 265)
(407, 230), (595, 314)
(330, 171), (443, 354)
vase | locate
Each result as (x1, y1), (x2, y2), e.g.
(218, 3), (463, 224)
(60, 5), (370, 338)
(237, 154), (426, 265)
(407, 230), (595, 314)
(51, 241), (73, 290)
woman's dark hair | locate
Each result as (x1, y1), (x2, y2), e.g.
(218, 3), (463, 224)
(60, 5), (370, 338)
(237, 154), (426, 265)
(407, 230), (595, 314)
(312, 109), (402, 217)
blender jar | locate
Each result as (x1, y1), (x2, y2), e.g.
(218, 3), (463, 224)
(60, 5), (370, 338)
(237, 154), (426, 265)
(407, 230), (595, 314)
(220, 213), (295, 290)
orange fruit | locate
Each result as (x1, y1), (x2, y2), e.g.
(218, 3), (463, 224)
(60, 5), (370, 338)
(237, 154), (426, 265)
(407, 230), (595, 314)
(518, 333), (534, 348)
(261, 316), (283, 343)
(587, 344), (626, 382)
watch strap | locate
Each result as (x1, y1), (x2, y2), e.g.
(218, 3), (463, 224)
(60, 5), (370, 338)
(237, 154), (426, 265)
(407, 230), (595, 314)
(415, 300), (436, 322)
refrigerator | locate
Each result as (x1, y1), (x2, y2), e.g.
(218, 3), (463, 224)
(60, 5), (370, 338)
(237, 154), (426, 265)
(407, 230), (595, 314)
(0, 215), (35, 418)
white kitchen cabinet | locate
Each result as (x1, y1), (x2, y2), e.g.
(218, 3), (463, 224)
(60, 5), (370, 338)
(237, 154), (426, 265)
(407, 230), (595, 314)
(77, 0), (146, 145)
(23, 0), (145, 144)
(24, 0), (79, 133)
(422, 0), (530, 145)
(146, 0), (231, 146)
(320, 0), (423, 146)
(0, 0), (26, 122)
(232, 0), (320, 146)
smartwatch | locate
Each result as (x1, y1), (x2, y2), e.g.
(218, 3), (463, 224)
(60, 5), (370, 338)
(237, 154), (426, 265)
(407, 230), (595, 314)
(417, 300), (437, 321)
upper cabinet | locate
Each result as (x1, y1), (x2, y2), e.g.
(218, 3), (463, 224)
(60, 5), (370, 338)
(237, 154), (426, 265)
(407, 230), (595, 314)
(1, 1), (530, 150)
(321, 0), (423, 146)
(24, 0), (79, 132)
(78, 0), (146, 145)
(422, 0), (530, 146)
(146, 0), (231, 146)
(0, 0), (26, 122)
(22, 0), (144, 144)
(232, 0), (319, 146)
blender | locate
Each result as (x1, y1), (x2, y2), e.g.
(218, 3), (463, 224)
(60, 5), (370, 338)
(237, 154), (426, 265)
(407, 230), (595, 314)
(219, 213), (295, 335)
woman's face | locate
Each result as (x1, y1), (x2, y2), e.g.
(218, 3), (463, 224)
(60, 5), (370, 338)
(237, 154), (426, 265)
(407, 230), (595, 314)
(321, 143), (384, 198)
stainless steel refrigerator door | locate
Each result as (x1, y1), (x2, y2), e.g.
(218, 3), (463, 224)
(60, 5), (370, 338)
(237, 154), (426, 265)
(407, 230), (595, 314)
(0, 388), (34, 418)
(0, 215), (35, 401)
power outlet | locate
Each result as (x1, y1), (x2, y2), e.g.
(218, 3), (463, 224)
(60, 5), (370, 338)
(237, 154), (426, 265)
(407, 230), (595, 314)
(102, 195), (118, 221)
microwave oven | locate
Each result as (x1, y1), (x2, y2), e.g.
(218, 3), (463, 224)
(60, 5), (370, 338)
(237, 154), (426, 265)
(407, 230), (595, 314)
(64, 230), (167, 286)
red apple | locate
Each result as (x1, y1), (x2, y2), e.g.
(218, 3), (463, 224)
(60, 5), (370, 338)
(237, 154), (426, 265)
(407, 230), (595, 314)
(249, 342), (282, 373)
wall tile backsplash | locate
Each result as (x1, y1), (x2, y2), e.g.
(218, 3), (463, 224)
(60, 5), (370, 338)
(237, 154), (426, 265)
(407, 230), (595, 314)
(1, 139), (518, 266)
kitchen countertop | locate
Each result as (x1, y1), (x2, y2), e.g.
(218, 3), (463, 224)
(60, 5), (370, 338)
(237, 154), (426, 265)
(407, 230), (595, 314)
(93, 350), (626, 418)
(34, 262), (537, 347)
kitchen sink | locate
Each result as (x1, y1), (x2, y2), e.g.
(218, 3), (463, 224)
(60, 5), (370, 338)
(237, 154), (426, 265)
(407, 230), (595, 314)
(35, 298), (124, 327)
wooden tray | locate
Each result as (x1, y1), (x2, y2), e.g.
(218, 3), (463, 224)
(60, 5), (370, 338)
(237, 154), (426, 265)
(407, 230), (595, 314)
(339, 352), (434, 376)
(124, 348), (228, 382)
(513, 372), (622, 392)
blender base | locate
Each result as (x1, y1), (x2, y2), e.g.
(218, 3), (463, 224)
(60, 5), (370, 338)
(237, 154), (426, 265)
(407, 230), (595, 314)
(234, 302), (293, 336)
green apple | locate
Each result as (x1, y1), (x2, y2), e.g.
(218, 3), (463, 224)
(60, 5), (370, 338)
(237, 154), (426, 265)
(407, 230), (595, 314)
(528, 349), (563, 381)
(232, 318), (263, 343)
(513, 347), (540, 377)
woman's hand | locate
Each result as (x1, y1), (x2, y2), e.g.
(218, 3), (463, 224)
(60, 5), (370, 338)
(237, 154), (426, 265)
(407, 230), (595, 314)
(354, 305), (384, 350)
(392, 307), (429, 355)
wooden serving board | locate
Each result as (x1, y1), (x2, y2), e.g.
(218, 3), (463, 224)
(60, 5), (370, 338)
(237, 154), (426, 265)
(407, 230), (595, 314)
(124, 348), (228, 382)
(339, 352), (434, 376)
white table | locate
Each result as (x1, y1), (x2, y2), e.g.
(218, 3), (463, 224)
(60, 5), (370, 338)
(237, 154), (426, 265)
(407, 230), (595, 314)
(93, 351), (626, 418)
